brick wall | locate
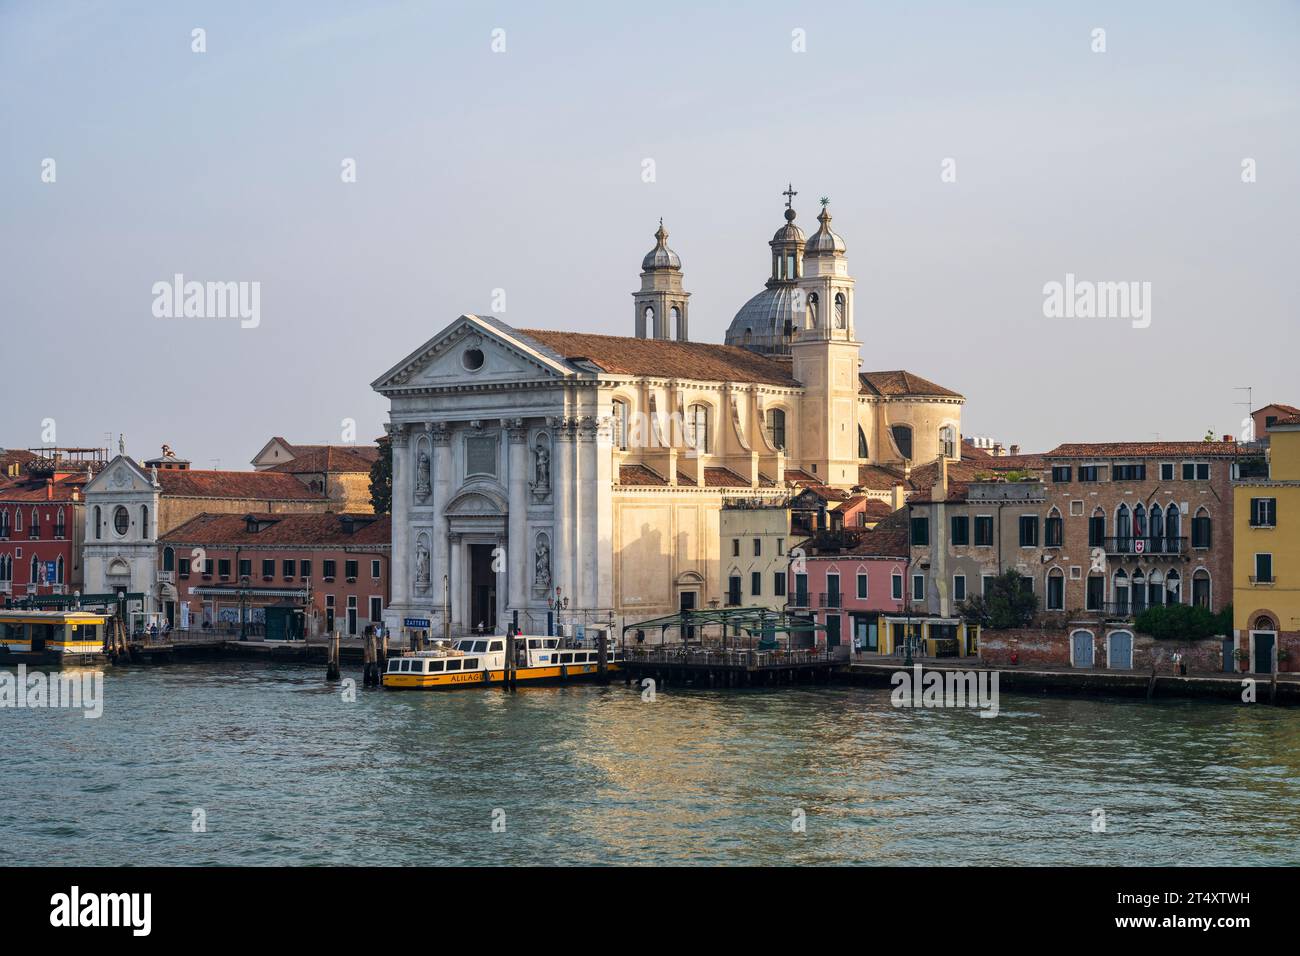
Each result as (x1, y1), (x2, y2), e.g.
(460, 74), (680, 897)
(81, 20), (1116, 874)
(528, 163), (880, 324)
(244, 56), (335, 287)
(979, 626), (1231, 672)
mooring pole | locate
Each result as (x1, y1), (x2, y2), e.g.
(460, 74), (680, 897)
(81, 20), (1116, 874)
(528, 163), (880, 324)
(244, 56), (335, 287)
(597, 630), (609, 684)
(326, 630), (341, 681)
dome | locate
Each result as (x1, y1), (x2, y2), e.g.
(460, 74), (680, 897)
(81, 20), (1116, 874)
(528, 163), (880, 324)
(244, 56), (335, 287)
(771, 206), (805, 245)
(724, 284), (802, 355)
(641, 220), (681, 271)
(805, 206), (845, 256)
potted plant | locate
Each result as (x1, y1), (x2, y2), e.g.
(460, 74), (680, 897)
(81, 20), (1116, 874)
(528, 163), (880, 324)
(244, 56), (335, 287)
(1278, 648), (1291, 673)
(1233, 647), (1250, 672)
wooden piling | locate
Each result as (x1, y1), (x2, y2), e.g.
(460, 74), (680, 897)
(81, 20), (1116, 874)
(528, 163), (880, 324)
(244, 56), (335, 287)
(597, 632), (609, 684)
(326, 630), (341, 681)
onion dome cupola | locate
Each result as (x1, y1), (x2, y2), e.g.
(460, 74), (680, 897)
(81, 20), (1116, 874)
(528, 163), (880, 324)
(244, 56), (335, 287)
(633, 219), (690, 341)
(805, 203), (846, 258)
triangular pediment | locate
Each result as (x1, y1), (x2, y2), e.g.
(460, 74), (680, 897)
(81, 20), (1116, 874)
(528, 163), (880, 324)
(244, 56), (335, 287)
(372, 314), (575, 393)
(84, 455), (155, 495)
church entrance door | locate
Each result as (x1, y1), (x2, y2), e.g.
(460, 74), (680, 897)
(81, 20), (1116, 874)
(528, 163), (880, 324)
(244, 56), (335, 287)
(469, 544), (498, 634)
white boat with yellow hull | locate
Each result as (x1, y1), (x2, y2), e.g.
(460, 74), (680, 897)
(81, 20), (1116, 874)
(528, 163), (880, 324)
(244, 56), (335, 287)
(382, 635), (622, 689)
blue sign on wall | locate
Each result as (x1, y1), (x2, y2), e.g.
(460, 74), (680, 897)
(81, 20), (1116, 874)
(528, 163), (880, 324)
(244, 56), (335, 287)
(404, 618), (431, 628)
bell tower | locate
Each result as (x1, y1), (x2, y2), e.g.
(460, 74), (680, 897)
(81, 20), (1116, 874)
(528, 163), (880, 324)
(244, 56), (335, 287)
(792, 199), (860, 487)
(633, 220), (690, 341)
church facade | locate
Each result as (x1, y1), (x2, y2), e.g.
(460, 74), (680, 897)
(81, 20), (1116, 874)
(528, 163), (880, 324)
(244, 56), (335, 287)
(373, 194), (964, 640)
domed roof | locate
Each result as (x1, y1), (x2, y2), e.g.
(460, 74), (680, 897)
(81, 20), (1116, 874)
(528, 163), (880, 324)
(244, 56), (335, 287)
(641, 220), (681, 271)
(771, 205), (806, 245)
(805, 205), (846, 256)
(724, 284), (802, 355)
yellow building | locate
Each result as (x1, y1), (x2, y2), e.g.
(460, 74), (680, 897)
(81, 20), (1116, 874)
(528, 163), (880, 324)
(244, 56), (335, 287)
(1233, 417), (1300, 674)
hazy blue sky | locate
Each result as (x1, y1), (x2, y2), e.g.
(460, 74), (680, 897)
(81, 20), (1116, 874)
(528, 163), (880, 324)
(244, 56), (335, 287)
(2, 0), (1296, 468)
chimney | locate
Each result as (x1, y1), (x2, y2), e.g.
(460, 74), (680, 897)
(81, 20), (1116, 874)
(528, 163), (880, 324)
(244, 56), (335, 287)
(891, 482), (906, 511)
(993, 442), (1003, 457)
(46, 479), (54, 500)
(931, 454), (949, 503)
(1010, 444), (1020, 456)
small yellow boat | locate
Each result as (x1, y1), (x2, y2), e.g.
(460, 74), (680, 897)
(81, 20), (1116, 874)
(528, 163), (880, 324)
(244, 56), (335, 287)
(382, 635), (622, 690)
(0, 610), (110, 664)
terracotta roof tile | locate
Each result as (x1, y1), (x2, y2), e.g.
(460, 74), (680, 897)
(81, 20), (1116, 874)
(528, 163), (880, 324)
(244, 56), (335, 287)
(157, 470), (328, 500)
(516, 330), (800, 386)
(160, 512), (391, 547)
(860, 370), (962, 398)
(269, 446), (378, 474)
(618, 463), (667, 486)
(0, 473), (90, 503)
(1046, 441), (1245, 459)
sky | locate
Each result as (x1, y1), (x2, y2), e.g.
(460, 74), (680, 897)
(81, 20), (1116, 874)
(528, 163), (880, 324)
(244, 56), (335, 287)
(2, 0), (1296, 468)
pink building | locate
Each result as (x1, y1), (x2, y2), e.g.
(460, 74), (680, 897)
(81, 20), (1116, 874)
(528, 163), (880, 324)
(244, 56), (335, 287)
(786, 523), (909, 653)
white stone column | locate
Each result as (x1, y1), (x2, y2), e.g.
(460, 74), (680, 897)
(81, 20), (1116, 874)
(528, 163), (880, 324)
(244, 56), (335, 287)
(430, 423), (452, 633)
(553, 416), (574, 615)
(578, 417), (598, 612)
(507, 420), (529, 623)
(594, 416), (614, 616)
(389, 424), (411, 616)
(448, 532), (462, 634)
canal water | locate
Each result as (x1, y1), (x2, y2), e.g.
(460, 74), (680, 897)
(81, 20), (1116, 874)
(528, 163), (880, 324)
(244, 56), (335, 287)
(3, 661), (1298, 866)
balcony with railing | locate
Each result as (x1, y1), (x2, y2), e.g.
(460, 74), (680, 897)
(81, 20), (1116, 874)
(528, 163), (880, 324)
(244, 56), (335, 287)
(818, 591), (843, 608)
(1101, 536), (1188, 556)
(1249, 575), (1276, 586)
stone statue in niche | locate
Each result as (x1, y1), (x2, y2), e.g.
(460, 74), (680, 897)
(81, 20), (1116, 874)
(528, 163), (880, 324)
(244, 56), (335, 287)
(535, 442), (550, 489)
(415, 544), (430, 588)
(414, 449), (431, 501)
(534, 539), (551, 590)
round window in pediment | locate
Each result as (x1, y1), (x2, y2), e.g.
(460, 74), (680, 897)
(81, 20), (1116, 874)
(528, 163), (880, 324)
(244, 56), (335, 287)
(462, 348), (485, 372)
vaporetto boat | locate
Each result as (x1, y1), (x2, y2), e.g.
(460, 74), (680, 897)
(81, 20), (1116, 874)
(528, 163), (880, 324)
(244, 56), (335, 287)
(382, 635), (623, 689)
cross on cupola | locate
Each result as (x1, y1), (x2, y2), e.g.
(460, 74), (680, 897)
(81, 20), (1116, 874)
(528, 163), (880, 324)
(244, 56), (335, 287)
(783, 183), (798, 208)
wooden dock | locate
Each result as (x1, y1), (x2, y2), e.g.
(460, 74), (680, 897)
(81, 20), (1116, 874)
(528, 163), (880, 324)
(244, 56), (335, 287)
(619, 645), (842, 688)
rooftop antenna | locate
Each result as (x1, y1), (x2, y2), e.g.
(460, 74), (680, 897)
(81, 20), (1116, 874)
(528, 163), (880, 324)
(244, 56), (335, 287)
(210, 458), (221, 470)
(1234, 386), (1254, 441)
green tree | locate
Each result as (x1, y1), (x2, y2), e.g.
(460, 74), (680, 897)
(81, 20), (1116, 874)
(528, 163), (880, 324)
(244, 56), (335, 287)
(1134, 602), (1231, 640)
(957, 569), (1038, 629)
(369, 436), (391, 514)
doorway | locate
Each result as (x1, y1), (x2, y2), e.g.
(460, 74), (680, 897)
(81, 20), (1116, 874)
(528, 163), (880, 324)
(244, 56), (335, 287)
(1253, 631), (1276, 674)
(469, 544), (498, 633)
(1221, 637), (1234, 672)
(678, 590), (697, 641)
(1108, 630), (1133, 670)
(1071, 629), (1094, 668)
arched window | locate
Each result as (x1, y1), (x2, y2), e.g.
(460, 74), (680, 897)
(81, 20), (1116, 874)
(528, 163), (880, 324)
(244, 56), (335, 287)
(1116, 504), (1131, 550)
(1254, 615), (1276, 632)
(671, 306), (683, 338)
(56, 555), (64, 585)
(1147, 569), (1164, 607)
(0, 555), (9, 581)
(1113, 568), (1130, 614)
(141, 505), (149, 539)
(1132, 569), (1146, 612)
(1045, 508), (1063, 547)
(113, 505), (129, 536)
(163, 547), (175, 572)
(93, 506), (102, 540)
(685, 404), (709, 454)
(14, 508), (21, 533)
(1166, 568), (1181, 604)
(1191, 507), (1212, 549)
(1149, 504), (1164, 553)
(611, 400), (628, 450)
(939, 425), (956, 459)
(0, 509), (9, 538)
(643, 306), (655, 336)
(834, 292), (846, 329)
(31, 554), (40, 584)
(743, 327), (752, 345)
(1192, 568), (1211, 608)
(807, 292), (819, 328)
(766, 408), (786, 450)
(891, 424), (913, 461)
(1133, 503), (1146, 542)
(29, 508), (39, 539)
(1046, 567), (1065, 610)
(1165, 506), (1181, 552)
(55, 508), (65, 539)
(858, 426), (868, 459)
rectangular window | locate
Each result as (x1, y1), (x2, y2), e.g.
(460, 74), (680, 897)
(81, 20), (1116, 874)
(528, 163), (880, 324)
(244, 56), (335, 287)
(891, 573), (903, 601)
(1019, 515), (1039, 547)
(751, 571), (762, 596)
(777, 538), (785, 556)
(950, 515), (970, 546)
(910, 515), (929, 546)
(912, 574), (925, 601)
(857, 572), (868, 599)
(1045, 515), (1063, 547)
(323, 559), (337, 579)
(826, 574), (841, 607)
(369, 596), (383, 622)
(217, 559), (231, 578)
(728, 575), (741, 606)
(239, 559), (252, 578)
(345, 560), (358, 579)
(1160, 462), (1174, 481)
(1086, 575), (1104, 610)
(282, 559), (295, 577)
(371, 559), (381, 578)
(261, 559), (274, 578)
(1255, 554), (1273, 584)
(1182, 462), (1210, 481)
(732, 538), (740, 557)
(795, 573), (808, 606)
(1051, 466), (1072, 483)
(953, 574), (966, 602)
(1112, 463), (1146, 481)
(1250, 497), (1277, 528)
(753, 537), (762, 557)
(178, 557), (191, 577)
(982, 575), (995, 598)
(974, 516), (993, 547)
(1191, 516), (1212, 549)
(300, 559), (312, 579)
(774, 573), (786, 597)
(1078, 465), (1100, 482)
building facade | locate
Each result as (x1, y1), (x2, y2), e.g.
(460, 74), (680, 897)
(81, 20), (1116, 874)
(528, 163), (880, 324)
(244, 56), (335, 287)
(720, 498), (791, 613)
(373, 194), (965, 640)
(0, 451), (97, 603)
(1233, 417), (1300, 674)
